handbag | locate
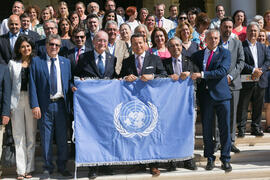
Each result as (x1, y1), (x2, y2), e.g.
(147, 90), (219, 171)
(1, 121), (16, 168)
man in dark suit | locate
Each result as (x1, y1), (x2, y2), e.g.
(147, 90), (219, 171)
(29, 34), (73, 179)
(0, 14), (21, 64)
(20, 13), (40, 42)
(237, 22), (270, 137)
(119, 34), (167, 177)
(0, 64), (11, 177)
(73, 30), (117, 179)
(85, 14), (99, 50)
(214, 17), (245, 153)
(191, 29), (232, 172)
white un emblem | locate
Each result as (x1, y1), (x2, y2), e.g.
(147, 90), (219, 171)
(114, 100), (158, 138)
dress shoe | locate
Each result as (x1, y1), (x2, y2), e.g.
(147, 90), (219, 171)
(237, 129), (245, 138)
(40, 170), (51, 180)
(88, 171), (97, 179)
(231, 144), (240, 153)
(150, 167), (160, 177)
(183, 159), (197, 170)
(167, 161), (177, 171)
(58, 170), (72, 177)
(251, 129), (264, 136)
(214, 143), (221, 152)
(221, 162), (232, 172)
(205, 160), (214, 170)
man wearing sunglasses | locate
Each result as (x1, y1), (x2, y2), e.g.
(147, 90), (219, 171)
(29, 34), (73, 179)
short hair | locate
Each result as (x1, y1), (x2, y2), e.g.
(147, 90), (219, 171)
(86, 13), (99, 21)
(105, 0), (116, 6)
(232, 10), (247, 26)
(13, 1), (24, 10)
(187, 7), (201, 15)
(87, 1), (100, 11)
(195, 12), (211, 28)
(175, 21), (194, 40)
(134, 24), (150, 41)
(167, 37), (182, 47)
(14, 35), (35, 60)
(220, 16), (233, 26)
(46, 34), (61, 45)
(131, 33), (145, 42)
(154, 3), (165, 11)
(25, 5), (40, 20)
(215, 4), (224, 12)
(177, 11), (187, 19)
(20, 12), (30, 20)
(247, 21), (260, 32)
(120, 23), (131, 30)
(75, 1), (85, 9)
(126, 6), (137, 17)
(139, 8), (148, 14)
(44, 19), (58, 29)
(205, 29), (220, 38)
(169, 5), (177, 11)
(105, 20), (118, 30)
(253, 15), (264, 23)
(93, 30), (108, 41)
(151, 27), (168, 48)
(72, 26), (86, 36)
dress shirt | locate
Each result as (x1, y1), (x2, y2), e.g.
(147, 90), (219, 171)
(75, 45), (85, 60)
(9, 31), (20, 50)
(172, 55), (182, 75)
(46, 54), (64, 99)
(209, 17), (221, 29)
(134, 51), (146, 72)
(247, 40), (258, 69)
(108, 43), (115, 55)
(21, 28), (29, 35)
(156, 17), (164, 28)
(202, 47), (218, 78)
(94, 50), (106, 67)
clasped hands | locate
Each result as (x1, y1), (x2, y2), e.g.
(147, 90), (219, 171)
(251, 68), (263, 80)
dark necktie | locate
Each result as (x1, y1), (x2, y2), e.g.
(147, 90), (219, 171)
(50, 58), (57, 96)
(206, 50), (214, 71)
(98, 55), (105, 75)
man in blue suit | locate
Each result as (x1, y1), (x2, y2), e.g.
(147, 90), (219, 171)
(191, 29), (232, 172)
(29, 34), (73, 179)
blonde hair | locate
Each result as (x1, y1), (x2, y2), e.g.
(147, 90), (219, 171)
(175, 21), (194, 40)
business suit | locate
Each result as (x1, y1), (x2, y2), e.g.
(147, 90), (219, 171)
(74, 50), (117, 79)
(8, 59), (36, 175)
(192, 47), (231, 163)
(29, 55), (72, 173)
(162, 56), (195, 74)
(237, 40), (270, 133)
(214, 38), (245, 147)
(0, 33), (15, 64)
(119, 51), (167, 78)
(85, 31), (94, 50)
(25, 30), (40, 42)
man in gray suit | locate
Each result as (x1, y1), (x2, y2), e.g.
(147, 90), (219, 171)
(214, 17), (245, 153)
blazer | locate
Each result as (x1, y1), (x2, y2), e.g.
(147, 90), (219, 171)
(241, 40), (270, 88)
(119, 51), (167, 78)
(191, 47), (232, 101)
(85, 32), (94, 50)
(107, 39), (129, 75)
(0, 64), (11, 123)
(27, 30), (41, 42)
(74, 50), (117, 79)
(162, 56), (196, 75)
(67, 46), (92, 76)
(0, 33), (15, 64)
(29, 55), (72, 115)
(219, 38), (245, 90)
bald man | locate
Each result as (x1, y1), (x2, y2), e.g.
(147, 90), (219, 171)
(0, 14), (22, 64)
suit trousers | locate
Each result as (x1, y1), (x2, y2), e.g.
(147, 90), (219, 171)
(214, 90), (240, 145)
(237, 85), (265, 131)
(39, 98), (68, 173)
(11, 91), (37, 175)
(199, 91), (231, 163)
(0, 125), (5, 176)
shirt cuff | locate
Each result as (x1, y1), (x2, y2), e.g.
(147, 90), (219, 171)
(228, 74), (233, 81)
(201, 71), (204, 78)
(252, 68), (255, 74)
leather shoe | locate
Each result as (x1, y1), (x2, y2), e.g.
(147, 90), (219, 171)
(237, 129), (245, 138)
(40, 170), (51, 180)
(58, 170), (72, 177)
(183, 159), (197, 170)
(231, 144), (240, 153)
(251, 129), (264, 136)
(205, 160), (214, 170)
(167, 161), (176, 171)
(214, 143), (221, 152)
(88, 171), (97, 179)
(221, 162), (232, 172)
(150, 167), (160, 177)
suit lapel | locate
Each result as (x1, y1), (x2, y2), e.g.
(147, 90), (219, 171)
(141, 51), (150, 73)
(256, 42), (263, 67)
(168, 58), (174, 74)
(208, 48), (221, 70)
(59, 56), (65, 89)
(130, 55), (138, 76)
(182, 56), (189, 72)
(88, 51), (101, 77)
(41, 57), (50, 83)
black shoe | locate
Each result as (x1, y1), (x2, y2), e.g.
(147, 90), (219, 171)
(58, 170), (72, 177)
(214, 143), (221, 152)
(251, 129), (264, 136)
(183, 159), (197, 170)
(237, 129), (245, 138)
(221, 162), (232, 172)
(231, 144), (240, 153)
(167, 161), (177, 171)
(40, 170), (51, 180)
(88, 171), (97, 179)
(205, 160), (214, 170)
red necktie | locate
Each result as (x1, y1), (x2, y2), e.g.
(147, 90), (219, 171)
(158, 19), (163, 28)
(75, 48), (81, 64)
(206, 50), (214, 71)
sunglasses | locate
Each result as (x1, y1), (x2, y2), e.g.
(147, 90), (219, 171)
(49, 43), (61, 47)
(179, 17), (187, 20)
(74, 35), (85, 39)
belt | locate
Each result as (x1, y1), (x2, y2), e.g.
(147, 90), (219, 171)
(50, 97), (64, 102)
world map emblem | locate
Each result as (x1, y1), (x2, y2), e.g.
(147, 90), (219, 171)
(114, 100), (158, 137)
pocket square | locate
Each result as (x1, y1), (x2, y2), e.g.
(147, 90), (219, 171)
(146, 66), (154, 69)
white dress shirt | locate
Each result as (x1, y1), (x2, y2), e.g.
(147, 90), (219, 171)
(94, 50), (106, 67)
(108, 43), (115, 55)
(46, 54), (64, 99)
(247, 40), (258, 69)
(9, 31), (20, 50)
(202, 47), (218, 78)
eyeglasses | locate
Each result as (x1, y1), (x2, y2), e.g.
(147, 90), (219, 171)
(74, 35), (85, 39)
(49, 43), (61, 47)
(179, 17), (187, 20)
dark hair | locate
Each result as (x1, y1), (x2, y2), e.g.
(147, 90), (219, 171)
(187, 7), (201, 15)
(177, 12), (187, 19)
(195, 12), (211, 29)
(58, 18), (72, 38)
(14, 35), (35, 61)
(86, 13), (99, 21)
(151, 27), (168, 48)
(215, 4), (224, 12)
(69, 11), (81, 25)
(72, 26), (86, 37)
(102, 10), (118, 30)
(20, 12), (30, 20)
(232, 10), (247, 26)
(169, 5), (177, 11)
(25, 5), (40, 20)
(220, 16), (233, 26)
(131, 33), (145, 42)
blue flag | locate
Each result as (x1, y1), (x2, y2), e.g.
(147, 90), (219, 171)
(74, 78), (195, 166)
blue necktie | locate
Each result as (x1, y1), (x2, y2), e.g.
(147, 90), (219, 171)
(50, 58), (57, 96)
(98, 55), (105, 75)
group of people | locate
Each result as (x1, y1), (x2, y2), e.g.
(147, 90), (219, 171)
(0, 0), (270, 179)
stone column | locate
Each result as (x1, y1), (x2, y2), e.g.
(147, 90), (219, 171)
(231, 0), (256, 20)
(257, 0), (270, 16)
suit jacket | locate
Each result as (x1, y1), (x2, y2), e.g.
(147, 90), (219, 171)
(29, 55), (72, 115)
(241, 40), (270, 88)
(107, 39), (129, 75)
(0, 33), (15, 64)
(74, 50), (117, 79)
(0, 64), (11, 123)
(191, 47), (231, 101)
(67, 46), (92, 76)
(85, 32), (94, 50)
(219, 38), (245, 90)
(162, 56), (196, 75)
(27, 30), (41, 42)
(119, 51), (167, 78)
